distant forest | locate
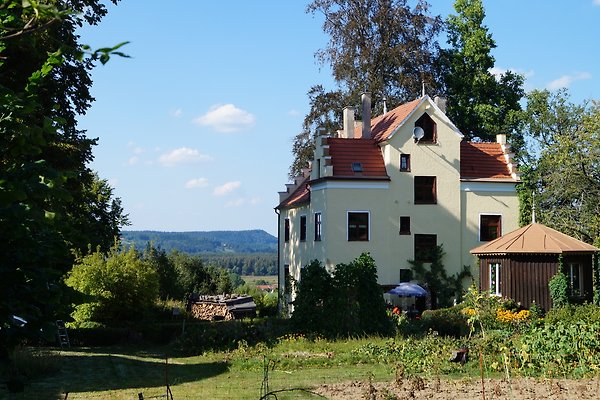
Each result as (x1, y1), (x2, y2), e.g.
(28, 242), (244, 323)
(122, 230), (277, 276)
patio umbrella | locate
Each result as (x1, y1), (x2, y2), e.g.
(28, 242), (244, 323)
(386, 282), (428, 298)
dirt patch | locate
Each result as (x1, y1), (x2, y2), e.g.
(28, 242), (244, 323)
(314, 376), (600, 399)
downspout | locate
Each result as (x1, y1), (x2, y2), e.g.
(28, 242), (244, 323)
(274, 208), (281, 314)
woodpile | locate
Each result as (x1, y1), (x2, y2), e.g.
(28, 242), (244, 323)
(187, 294), (256, 321)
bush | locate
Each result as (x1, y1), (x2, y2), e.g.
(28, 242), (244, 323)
(419, 307), (469, 337)
(545, 304), (600, 325)
(548, 272), (569, 308)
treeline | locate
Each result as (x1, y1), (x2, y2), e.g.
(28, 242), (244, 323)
(122, 230), (277, 254)
(202, 253), (277, 276)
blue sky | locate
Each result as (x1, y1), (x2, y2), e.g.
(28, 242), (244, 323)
(77, 1), (600, 236)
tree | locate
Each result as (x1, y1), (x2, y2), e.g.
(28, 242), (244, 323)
(66, 246), (159, 325)
(290, 0), (443, 178)
(518, 90), (599, 245)
(0, 0), (126, 353)
(291, 253), (391, 337)
(440, 0), (524, 142)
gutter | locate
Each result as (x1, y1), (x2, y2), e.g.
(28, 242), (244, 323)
(274, 207), (281, 315)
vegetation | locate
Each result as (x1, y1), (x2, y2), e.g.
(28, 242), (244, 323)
(122, 230), (277, 254)
(291, 253), (392, 337)
(290, 0), (444, 177)
(0, 0), (128, 355)
(441, 0), (524, 141)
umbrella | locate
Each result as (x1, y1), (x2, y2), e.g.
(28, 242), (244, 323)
(386, 282), (428, 298)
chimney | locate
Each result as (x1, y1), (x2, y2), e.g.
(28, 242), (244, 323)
(343, 106), (355, 139)
(361, 92), (371, 139)
(434, 96), (447, 113)
(496, 133), (507, 145)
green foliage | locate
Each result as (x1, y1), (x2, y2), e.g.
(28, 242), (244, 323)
(122, 230), (277, 254)
(441, 0), (524, 142)
(170, 251), (234, 298)
(548, 272), (569, 309)
(235, 284), (278, 317)
(516, 321), (600, 376)
(65, 245), (159, 324)
(290, 0), (444, 178)
(518, 89), (600, 246)
(0, 0), (127, 354)
(408, 245), (471, 308)
(544, 304), (600, 326)
(419, 307), (469, 337)
(291, 253), (392, 337)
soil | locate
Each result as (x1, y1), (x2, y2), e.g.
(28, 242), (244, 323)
(314, 376), (600, 400)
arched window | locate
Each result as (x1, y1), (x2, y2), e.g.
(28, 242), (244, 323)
(415, 113), (437, 143)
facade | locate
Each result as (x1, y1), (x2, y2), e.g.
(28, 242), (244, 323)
(276, 95), (520, 306)
(471, 223), (600, 310)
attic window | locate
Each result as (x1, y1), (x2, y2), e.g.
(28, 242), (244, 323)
(351, 162), (363, 172)
(415, 113), (437, 143)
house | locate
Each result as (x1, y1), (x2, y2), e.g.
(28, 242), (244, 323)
(276, 94), (521, 308)
(471, 222), (599, 310)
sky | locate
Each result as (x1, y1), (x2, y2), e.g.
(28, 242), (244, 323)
(77, 1), (600, 236)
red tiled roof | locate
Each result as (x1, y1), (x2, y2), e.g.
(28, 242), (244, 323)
(471, 223), (600, 254)
(327, 138), (389, 178)
(460, 142), (513, 180)
(277, 177), (310, 209)
(370, 98), (423, 142)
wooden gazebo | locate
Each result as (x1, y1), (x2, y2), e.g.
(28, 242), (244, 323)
(471, 223), (599, 311)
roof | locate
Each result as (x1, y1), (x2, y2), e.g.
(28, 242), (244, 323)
(460, 142), (513, 180)
(277, 176), (310, 209)
(369, 98), (423, 142)
(327, 138), (389, 178)
(470, 223), (600, 255)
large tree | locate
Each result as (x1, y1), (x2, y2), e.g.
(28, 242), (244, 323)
(518, 90), (600, 245)
(289, 0), (443, 178)
(441, 0), (524, 142)
(0, 0), (126, 353)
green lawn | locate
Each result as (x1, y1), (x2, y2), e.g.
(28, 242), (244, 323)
(4, 343), (398, 399)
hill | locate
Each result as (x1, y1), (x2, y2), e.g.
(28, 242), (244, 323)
(122, 229), (277, 254)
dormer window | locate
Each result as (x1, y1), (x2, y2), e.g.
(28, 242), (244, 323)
(351, 162), (363, 173)
(415, 113), (437, 143)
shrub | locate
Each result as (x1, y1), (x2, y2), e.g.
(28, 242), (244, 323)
(548, 272), (569, 308)
(545, 304), (600, 325)
(419, 307), (469, 337)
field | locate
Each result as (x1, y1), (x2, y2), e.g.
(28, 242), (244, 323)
(4, 333), (600, 399)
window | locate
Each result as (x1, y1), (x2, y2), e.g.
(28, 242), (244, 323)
(480, 215), (501, 241)
(415, 113), (437, 143)
(299, 215), (307, 241)
(414, 176), (437, 204)
(399, 268), (413, 283)
(314, 212), (322, 241)
(284, 218), (290, 242)
(414, 234), (437, 262)
(351, 162), (363, 172)
(489, 263), (501, 295)
(399, 216), (411, 235)
(348, 211), (369, 241)
(569, 263), (583, 296)
(400, 154), (411, 171)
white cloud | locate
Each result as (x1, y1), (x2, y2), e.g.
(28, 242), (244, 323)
(132, 146), (145, 155)
(170, 108), (183, 118)
(489, 66), (534, 81)
(185, 178), (209, 189)
(594, 0), (600, 6)
(213, 181), (241, 196)
(546, 72), (591, 90)
(159, 147), (212, 166)
(128, 156), (139, 165)
(194, 104), (256, 133)
(287, 109), (300, 117)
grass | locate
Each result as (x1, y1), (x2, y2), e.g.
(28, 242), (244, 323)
(1, 333), (478, 399)
(241, 275), (278, 286)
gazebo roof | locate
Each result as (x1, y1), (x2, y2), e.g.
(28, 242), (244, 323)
(470, 223), (599, 255)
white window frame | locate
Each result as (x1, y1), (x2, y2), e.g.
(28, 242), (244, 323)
(489, 262), (501, 296)
(347, 210), (370, 241)
(314, 211), (322, 241)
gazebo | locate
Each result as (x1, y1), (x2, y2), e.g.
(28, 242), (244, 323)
(470, 223), (599, 311)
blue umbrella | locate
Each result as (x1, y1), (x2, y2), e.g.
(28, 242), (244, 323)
(386, 282), (428, 298)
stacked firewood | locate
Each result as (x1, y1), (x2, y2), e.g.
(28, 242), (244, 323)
(189, 302), (234, 321)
